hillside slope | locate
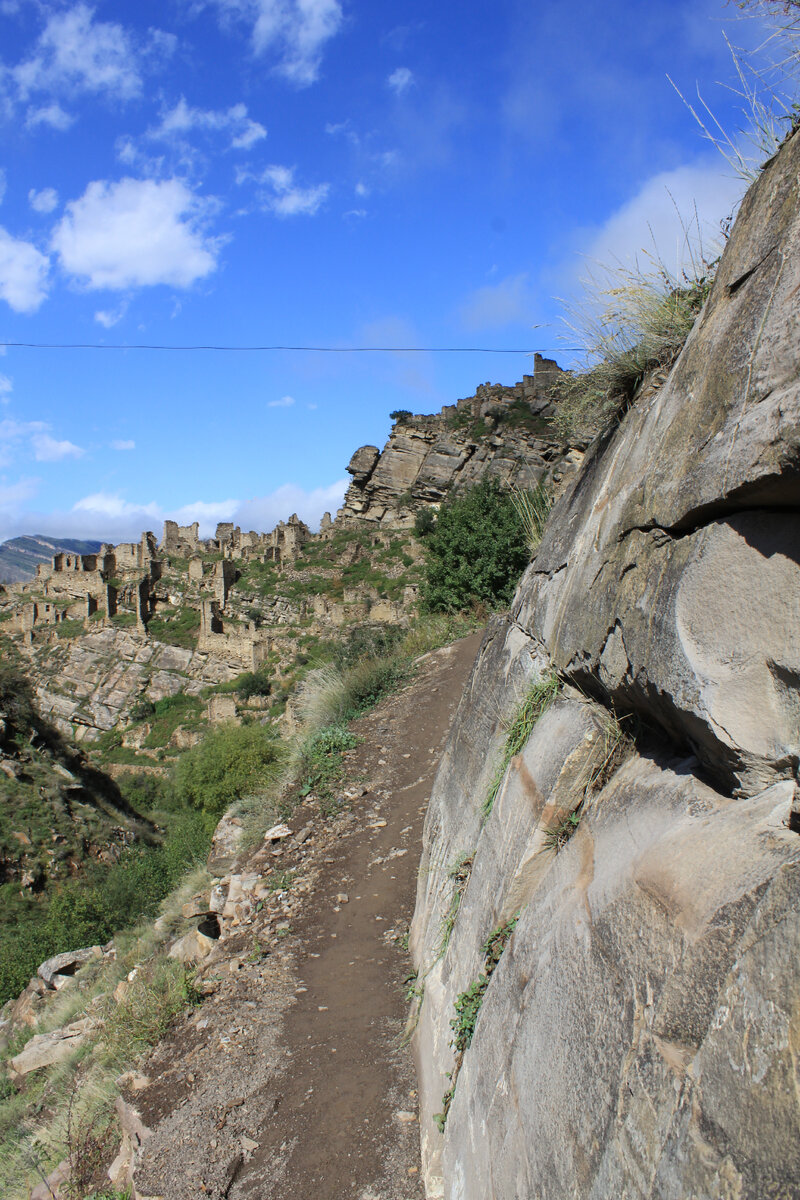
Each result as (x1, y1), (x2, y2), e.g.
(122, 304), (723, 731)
(409, 128), (800, 1197)
(0, 536), (102, 583)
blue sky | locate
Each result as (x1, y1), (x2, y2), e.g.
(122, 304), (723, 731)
(0, 0), (769, 541)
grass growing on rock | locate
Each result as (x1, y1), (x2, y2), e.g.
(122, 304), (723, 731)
(434, 916), (519, 1132)
(553, 261), (715, 443)
(483, 671), (561, 819)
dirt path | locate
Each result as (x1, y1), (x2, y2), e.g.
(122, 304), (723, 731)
(127, 633), (481, 1200)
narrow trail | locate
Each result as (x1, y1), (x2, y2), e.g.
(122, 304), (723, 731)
(126, 633), (481, 1200)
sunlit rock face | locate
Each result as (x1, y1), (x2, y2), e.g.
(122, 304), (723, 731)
(411, 129), (800, 1200)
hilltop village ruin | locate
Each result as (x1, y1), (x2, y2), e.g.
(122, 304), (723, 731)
(0, 360), (577, 743)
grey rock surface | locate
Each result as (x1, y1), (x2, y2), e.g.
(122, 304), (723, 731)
(410, 130), (800, 1200)
(515, 129), (800, 795)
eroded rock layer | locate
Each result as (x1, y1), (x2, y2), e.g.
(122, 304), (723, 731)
(410, 129), (800, 1199)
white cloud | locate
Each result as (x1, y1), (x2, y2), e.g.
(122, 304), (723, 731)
(0, 477), (349, 542)
(150, 97), (267, 151)
(459, 272), (531, 331)
(387, 66), (413, 95)
(32, 432), (84, 462)
(354, 181), (368, 197)
(110, 439), (135, 451)
(25, 102), (74, 130)
(14, 3), (145, 101)
(94, 301), (127, 327)
(268, 394), (295, 407)
(251, 164), (329, 216)
(51, 177), (221, 290)
(28, 186), (59, 213)
(576, 159), (746, 278)
(201, 0), (343, 85)
(0, 170), (6, 205)
(0, 227), (49, 312)
(232, 479), (348, 532)
(0, 417), (47, 467)
(0, 374), (12, 404)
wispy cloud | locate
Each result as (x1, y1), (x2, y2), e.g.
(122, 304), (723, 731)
(110, 439), (135, 451)
(94, 301), (128, 327)
(459, 272), (532, 331)
(149, 97), (267, 151)
(0, 374), (12, 404)
(387, 66), (413, 95)
(51, 177), (222, 290)
(32, 432), (84, 462)
(25, 102), (74, 130)
(268, 394), (296, 407)
(570, 157), (746, 280)
(1, 480), (348, 542)
(197, 0), (343, 86)
(244, 164), (329, 217)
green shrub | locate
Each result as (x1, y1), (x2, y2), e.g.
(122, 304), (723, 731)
(413, 507), (436, 538)
(235, 668), (272, 700)
(173, 723), (283, 819)
(420, 479), (529, 613)
(390, 409), (413, 423)
(297, 724), (357, 800)
(0, 808), (209, 1005)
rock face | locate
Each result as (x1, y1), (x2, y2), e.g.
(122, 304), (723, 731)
(410, 130), (800, 1199)
(337, 355), (578, 524)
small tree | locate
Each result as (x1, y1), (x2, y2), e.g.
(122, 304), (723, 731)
(420, 480), (529, 612)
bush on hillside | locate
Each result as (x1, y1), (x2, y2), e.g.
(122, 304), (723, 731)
(173, 722), (283, 820)
(420, 479), (529, 613)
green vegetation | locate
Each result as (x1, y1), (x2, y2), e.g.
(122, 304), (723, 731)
(510, 480), (553, 557)
(420, 479), (530, 613)
(101, 958), (200, 1067)
(0, 806), (209, 1006)
(110, 612), (136, 628)
(484, 672), (561, 818)
(55, 619), (85, 639)
(542, 809), (582, 852)
(389, 409), (413, 423)
(147, 606), (201, 649)
(438, 853), (473, 955)
(553, 264), (715, 443)
(435, 916), (519, 1132)
(142, 693), (204, 749)
(296, 724), (357, 808)
(173, 721), (284, 821)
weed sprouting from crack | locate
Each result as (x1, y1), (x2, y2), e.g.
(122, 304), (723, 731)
(483, 672), (561, 820)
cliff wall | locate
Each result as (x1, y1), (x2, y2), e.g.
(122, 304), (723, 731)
(337, 356), (581, 525)
(409, 129), (800, 1198)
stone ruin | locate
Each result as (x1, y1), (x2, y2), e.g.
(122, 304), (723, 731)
(7, 512), (313, 668)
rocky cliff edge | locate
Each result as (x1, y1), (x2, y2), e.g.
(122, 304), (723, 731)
(410, 128), (800, 1199)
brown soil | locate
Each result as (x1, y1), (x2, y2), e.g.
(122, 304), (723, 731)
(128, 632), (481, 1200)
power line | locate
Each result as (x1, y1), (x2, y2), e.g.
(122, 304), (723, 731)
(0, 341), (581, 354)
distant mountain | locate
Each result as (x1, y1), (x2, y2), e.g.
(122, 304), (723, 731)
(0, 535), (103, 584)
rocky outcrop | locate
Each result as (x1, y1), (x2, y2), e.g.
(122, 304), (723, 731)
(410, 129), (800, 1199)
(23, 625), (238, 742)
(337, 355), (580, 524)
